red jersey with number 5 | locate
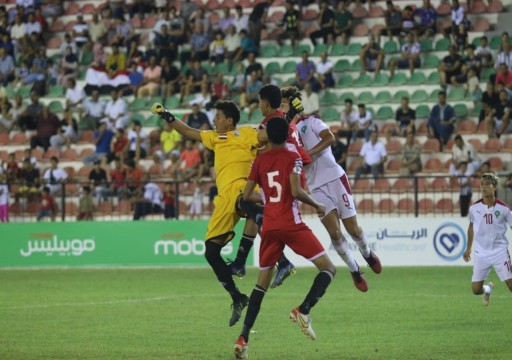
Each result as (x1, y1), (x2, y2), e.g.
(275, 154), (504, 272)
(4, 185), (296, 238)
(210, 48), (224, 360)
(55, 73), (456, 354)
(248, 148), (303, 231)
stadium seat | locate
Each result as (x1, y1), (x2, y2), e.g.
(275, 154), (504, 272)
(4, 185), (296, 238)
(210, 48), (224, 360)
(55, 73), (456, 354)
(487, 0), (503, 13)
(376, 199), (395, 214)
(61, 149), (78, 161)
(336, 75), (353, 88)
(350, 59), (361, 72)
(385, 139), (402, 154)
(65, 2), (80, 15)
(347, 43), (363, 56)
(481, 138), (501, 153)
(392, 90), (409, 102)
(425, 72), (440, 85)
(64, 20), (77, 32)
(128, 98), (146, 112)
(503, 138), (512, 152)
(397, 198), (414, 214)
(368, 5), (385, 17)
(481, 68), (496, 82)
(353, 179), (372, 194)
(435, 38), (451, 52)
(473, 19), (490, 32)
(408, 72), (426, 86)
(268, 10), (283, 23)
(347, 158), (362, 174)
(490, 35), (502, 50)
(423, 158), (442, 173)
(470, 1), (487, 13)
(390, 73), (407, 86)
(260, 45), (278, 58)
(11, 133), (27, 145)
(422, 140), (441, 154)
(348, 141), (363, 156)
(468, 138), (483, 151)
(77, 166), (93, 179)
(334, 59), (350, 72)
(47, 36), (61, 50)
(302, 8), (317, 21)
(418, 199), (434, 214)
(17, 86), (31, 98)
(320, 91), (338, 106)
(386, 159), (402, 173)
(372, 73), (389, 87)
(264, 61), (281, 74)
(429, 89), (442, 102)
(116, 200), (133, 215)
(423, 55), (440, 69)
(357, 199), (375, 213)
(330, 44), (345, 56)
(79, 149), (94, 158)
(376, 106), (393, 120)
(352, 5), (368, 18)
(448, 88), (466, 102)
(281, 61), (296, 73)
(457, 120), (476, 134)
(391, 178), (412, 193)
(97, 202), (114, 215)
(278, 44), (294, 57)
(436, 198), (454, 213)
(0, 133), (8, 145)
(443, 139), (455, 153)
(142, 16), (157, 29)
(374, 179), (391, 193)
(383, 41), (398, 54)
(431, 177), (449, 191)
(418, 38), (433, 52)
(357, 91), (374, 103)
(313, 44), (329, 57)
(410, 89), (428, 103)
(489, 157), (503, 171)
(294, 44), (311, 56)
(476, 121), (487, 134)
(374, 91), (392, 104)
(454, 104), (468, 117)
(49, 20), (64, 32)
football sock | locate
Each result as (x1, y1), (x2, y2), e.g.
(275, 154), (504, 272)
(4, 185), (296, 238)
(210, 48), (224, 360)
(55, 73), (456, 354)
(204, 241), (242, 302)
(332, 235), (358, 272)
(483, 284), (491, 294)
(299, 270), (335, 315)
(235, 234), (255, 265)
(240, 285), (267, 342)
(351, 230), (371, 258)
(238, 197), (264, 227)
(277, 254), (291, 268)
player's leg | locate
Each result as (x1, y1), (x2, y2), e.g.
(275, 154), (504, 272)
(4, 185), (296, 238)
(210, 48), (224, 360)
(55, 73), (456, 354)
(492, 250), (512, 293)
(471, 254), (493, 306)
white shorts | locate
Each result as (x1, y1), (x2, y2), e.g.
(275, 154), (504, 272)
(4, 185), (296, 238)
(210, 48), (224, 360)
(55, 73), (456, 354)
(311, 174), (357, 220)
(189, 200), (203, 215)
(472, 249), (512, 282)
(494, 119), (512, 135)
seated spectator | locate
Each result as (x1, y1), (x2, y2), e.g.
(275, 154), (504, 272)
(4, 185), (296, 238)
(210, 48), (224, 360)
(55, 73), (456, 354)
(65, 78), (86, 112)
(22, 148), (37, 167)
(106, 44), (127, 73)
(162, 183), (176, 219)
(186, 103), (211, 130)
(400, 132), (422, 176)
(0, 47), (14, 86)
(0, 96), (14, 132)
(10, 14), (26, 53)
(88, 13), (107, 45)
(387, 96), (415, 140)
(233, 29), (259, 63)
(454, 13), (471, 51)
(30, 106), (61, 152)
(219, 7), (235, 34)
(4, 153), (19, 182)
(133, 174), (163, 220)
(240, 71), (263, 117)
(352, 103), (375, 141)
(77, 186), (94, 221)
(72, 13), (89, 49)
(25, 12), (42, 39)
(109, 158), (126, 197)
(209, 32), (225, 65)
(41, 0), (63, 19)
(18, 92), (43, 131)
(495, 63), (512, 89)
(294, 51), (319, 92)
(83, 120), (115, 165)
(160, 121), (181, 162)
(451, 161), (472, 217)
(224, 25), (241, 66)
(58, 46), (79, 87)
(180, 60), (208, 102)
(379, 0), (402, 43)
(480, 82), (500, 124)
(154, 24), (176, 64)
(331, 135), (347, 171)
(102, 90), (128, 129)
(389, 33), (421, 79)
(309, 0), (335, 46)
(80, 90), (106, 131)
(0, 33), (15, 59)
(452, 44), (481, 86)
(338, 98), (358, 144)
(126, 61), (143, 96)
(234, 5), (249, 33)
(401, 6), (416, 39)
(49, 110), (78, 152)
(114, 17), (138, 50)
(211, 73), (229, 100)
(16, 158), (40, 201)
(443, 0), (465, 43)
(42, 156), (68, 195)
(415, 0), (436, 38)
(355, 131), (388, 181)
(89, 158), (109, 202)
(23, 31), (44, 58)
(334, 1), (352, 46)
(190, 7), (211, 34)
(300, 83), (320, 116)
(59, 33), (78, 56)
(187, 82), (212, 108)
(230, 63), (246, 94)
(428, 91), (456, 146)
(189, 22), (210, 62)
(316, 52), (334, 89)
(15, 59), (44, 86)
(108, 128), (128, 163)
(127, 119), (148, 160)
(137, 56), (162, 98)
(449, 135), (481, 175)
(278, 1), (301, 47)
(160, 57), (181, 98)
(123, 158), (144, 196)
(486, 89), (512, 138)
(37, 186), (56, 222)
(245, 52), (263, 80)
(169, 139), (202, 181)
(475, 36), (493, 68)
(359, 35), (385, 74)
(439, 45), (463, 88)
(465, 67), (481, 104)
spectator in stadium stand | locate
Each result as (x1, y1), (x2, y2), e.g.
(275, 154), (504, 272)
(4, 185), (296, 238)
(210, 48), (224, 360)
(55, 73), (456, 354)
(224, 25), (241, 67)
(244, 52), (263, 80)
(127, 61), (143, 96)
(427, 90), (456, 147)
(241, 71), (263, 117)
(234, 5), (249, 33)
(169, 139), (202, 182)
(79, 90), (106, 131)
(352, 103), (376, 142)
(451, 45), (481, 85)
(386, 96), (416, 141)
(379, 1), (402, 44)
(475, 36), (494, 68)
(496, 63), (512, 95)
(486, 89), (512, 138)
(88, 13), (107, 45)
(300, 82), (319, 116)
(127, 119), (149, 161)
(309, 0), (335, 46)
(180, 59), (209, 102)
(184, 82), (211, 108)
(0, 96), (13, 132)
(0, 47), (14, 86)
(58, 46), (79, 87)
(388, 33), (421, 79)
(155, 25), (177, 64)
(65, 78), (85, 112)
(162, 183), (176, 219)
(233, 29), (259, 63)
(77, 185), (94, 221)
(0, 33), (15, 59)
(59, 33), (77, 56)
(72, 12), (89, 50)
(188, 22), (210, 62)
(5, 153), (19, 183)
(480, 82), (500, 124)
(355, 131), (388, 181)
(210, 32), (226, 65)
(400, 6), (416, 40)
(42, 156), (68, 195)
(464, 67), (481, 104)
(114, 16), (138, 50)
(449, 134), (481, 175)
(89, 158), (109, 202)
(133, 174), (163, 220)
(338, 98), (358, 145)
(18, 92), (42, 131)
(185, 103), (211, 130)
(23, 148), (37, 167)
(190, 7), (211, 34)
(83, 120), (114, 165)
(331, 135), (348, 171)
(443, 0), (465, 42)
(415, 0), (436, 38)
(41, 0), (63, 19)
(103, 90), (129, 129)
(439, 45), (464, 88)
(106, 44), (127, 73)
(277, 1), (301, 48)
(16, 158), (40, 201)
(316, 52), (334, 89)
(359, 34), (385, 75)
(23, 31), (45, 59)
(333, 1), (352, 46)
(294, 51), (320, 92)
(137, 56), (162, 98)
(49, 109), (78, 152)
(109, 158), (126, 197)
(211, 73), (230, 100)
(25, 12), (42, 39)
(248, 0), (271, 47)
(10, 14), (26, 53)
(158, 60), (179, 99)
(37, 186), (56, 222)
(452, 161), (472, 217)
(30, 106), (60, 152)
(219, 7), (235, 34)
(179, 0), (197, 25)
(160, 121), (182, 162)
(400, 132), (422, 176)
(108, 127), (129, 163)
(230, 63), (246, 95)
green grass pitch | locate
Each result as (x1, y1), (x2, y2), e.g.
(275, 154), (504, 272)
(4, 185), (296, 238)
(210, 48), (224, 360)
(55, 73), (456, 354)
(0, 267), (510, 360)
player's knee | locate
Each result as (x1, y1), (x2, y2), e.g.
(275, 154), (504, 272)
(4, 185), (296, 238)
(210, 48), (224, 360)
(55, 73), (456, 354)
(506, 282), (512, 292)
(471, 285), (483, 295)
(204, 240), (222, 262)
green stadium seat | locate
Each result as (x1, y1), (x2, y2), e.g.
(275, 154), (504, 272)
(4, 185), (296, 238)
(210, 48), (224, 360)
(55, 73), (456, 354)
(294, 44), (311, 55)
(202, 63), (213, 75)
(128, 98), (146, 111)
(5, 85), (15, 98)
(423, 55), (440, 69)
(447, 87), (465, 101)
(250, 109), (264, 123)
(48, 100), (64, 113)
(213, 62), (230, 75)
(80, 52), (93, 66)
(357, 91), (374, 103)
(164, 96), (180, 109)
(17, 86), (32, 98)
(416, 105), (430, 118)
(313, 44), (329, 57)
(353, 74), (372, 87)
(383, 41), (398, 54)
(265, 61), (281, 74)
(131, 114), (145, 124)
(411, 89), (428, 103)
(419, 38), (433, 52)
(471, 102), (482, 117)
(481, 68), (495, 82)
(347, 43), (362, 56)
(472, 37), (481, 47)
(330, 43), (345, 56)
(78, 69), (87, 80)
(339, 92), (355, 102)
(334, 59), (350, 72)
(239, 111), (250, 124)
(454, 104), (468, 117)
(281, 61), (297, 73)
(322, 108), (340, 122)
(374, 91), (392, 104)
(372, 73), (389, 87)
(367, 107), (376, 118)
(336, 75), (353, 88)
(47, 85), (64, 98)
(180, 64), (190, 75)
(408, 72), (426, 85)
(425, 72), (441, 84)
(490, 35), (501, 50)
(434, 38), (451, 51)
(390, 73), (407, 86)
(229, 63), (243, 75)
(144, 114), (162, 127)
(283, 77), (295, 85)
(260, 45), (278, 58)
(147, 96), (163, 106)
(320, 91), (338, 105)
(278, 44), (294, 57)
(351, 59), (361, 72)
(376, 106), (394, 120)
(50, 53), (62, 63)
(392, 90), (409, 103)
(429, 89), (441, 101)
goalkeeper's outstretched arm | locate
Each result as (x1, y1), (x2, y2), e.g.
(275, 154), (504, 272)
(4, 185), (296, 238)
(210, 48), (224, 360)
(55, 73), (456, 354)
(151, 103), (203, 142)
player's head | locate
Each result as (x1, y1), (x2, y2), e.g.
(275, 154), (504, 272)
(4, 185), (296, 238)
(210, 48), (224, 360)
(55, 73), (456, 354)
(266, 116), (289, 146)
(213, 100), (240, 132)
(280, 86), (301, 113)
(481, 173), (499, 196)
(259, 85), (282, 115)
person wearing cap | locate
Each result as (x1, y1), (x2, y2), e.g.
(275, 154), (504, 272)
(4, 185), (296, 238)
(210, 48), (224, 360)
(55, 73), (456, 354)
(72, 12), (89, 49)
(83, 120), (114, 165)
(127, 119), (148, 160)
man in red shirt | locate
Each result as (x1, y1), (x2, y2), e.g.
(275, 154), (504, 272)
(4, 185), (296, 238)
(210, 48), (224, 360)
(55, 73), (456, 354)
(495, 63), (512, 89)
(234, 116), (335, 359)
(37, 186), (56, 222)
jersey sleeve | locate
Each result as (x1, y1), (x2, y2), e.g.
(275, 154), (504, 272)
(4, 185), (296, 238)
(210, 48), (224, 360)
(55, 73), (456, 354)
(311, 116), (329, 134)
(468, 206), (474, 223)
(248, 158), (259, 182)
(200, 130), (216, 150)
(242, 127), (260, 149)
(506, 207), (512, 227)
(292, 157), (303, 176)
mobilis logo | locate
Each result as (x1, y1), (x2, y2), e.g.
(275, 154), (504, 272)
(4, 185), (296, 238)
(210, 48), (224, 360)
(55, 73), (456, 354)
(20, 233), (95, 257)
(154, 238), (233, 256)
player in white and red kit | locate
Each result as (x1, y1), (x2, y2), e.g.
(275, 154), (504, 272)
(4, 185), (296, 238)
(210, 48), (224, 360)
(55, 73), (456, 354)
(281, 86), (382, 292)
(233, 116), (336, 360)
(463, 173), (512, 306)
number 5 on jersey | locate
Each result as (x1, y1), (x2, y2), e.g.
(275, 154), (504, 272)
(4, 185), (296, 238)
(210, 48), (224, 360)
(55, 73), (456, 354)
(267, 171), (282, 203)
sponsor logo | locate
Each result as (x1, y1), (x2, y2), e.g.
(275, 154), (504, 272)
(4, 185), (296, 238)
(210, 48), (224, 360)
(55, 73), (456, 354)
(154, 238), (233, 256)
(433, 223), (466, 261)
(20, 234), (95, 257)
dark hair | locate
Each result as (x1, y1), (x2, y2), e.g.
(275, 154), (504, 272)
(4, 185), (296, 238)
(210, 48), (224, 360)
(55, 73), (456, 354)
(454, 134), (463, 141)
(214, 100), (240, 126)
(50, 156), (58, 162)
(438, 91), (447, 97)
(386, 0), (393, 6)
(266, 117), (289, 145)
(357, 103), (366, 108)
(345, 98), (353, 104)
(42, 186), (50, 194)
(259, 85), (282, 109)
(83, 186), (91, 193)
(481, 36), (488, 41)
(281, 86), (301, 100)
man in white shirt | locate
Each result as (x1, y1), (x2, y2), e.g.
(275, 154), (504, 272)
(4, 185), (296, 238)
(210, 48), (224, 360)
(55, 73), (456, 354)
(355, 131), (387, 181)
(102, 90), (128, 129)
(494, 42), (512, 70)
(463, 173), (512, 306)
(316, 52), (334, 89)
(43, 156), (68, 195)
(475, 36), (493, 68)
(60, 33), (78, 56)
(443, 0), (465, 39)
(10, 14), (26, 44)
(80, 90), (106, 131)
(389, 33), (421, 78)
(234, 5), (249, 33)
(301, 83), (319, 116)
(127, 119), (148, 160)
(224, 25), (241, 61)
(449, 135), (481, 175)
(352, 103), (375, 141)
(65, 78), (85, 111)
(339, 98), (358, 144)
(88, 13), (107, 44)
(24, 13), (42, 37)
(133, 174), (163, 220)
(72, 13), (89, 48)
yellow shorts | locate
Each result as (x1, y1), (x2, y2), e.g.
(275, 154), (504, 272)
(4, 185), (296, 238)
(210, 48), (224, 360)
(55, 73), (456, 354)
(205, 180), (245, 243)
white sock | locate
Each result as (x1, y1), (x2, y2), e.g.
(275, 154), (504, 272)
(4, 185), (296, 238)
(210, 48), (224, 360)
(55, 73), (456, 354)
(332, 235), (358, 272)
(483, 285), (491, 294)
(351, 230), (371, 258)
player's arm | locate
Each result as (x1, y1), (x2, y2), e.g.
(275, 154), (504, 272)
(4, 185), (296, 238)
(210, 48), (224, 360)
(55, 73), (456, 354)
(151, 103), (202, 142)
(289, 173), (325, 217)
(242, 179), (262, 203)
(308, 129), (335, 156)
(257, 128), (268, 145)
(463, 222), (473, 262)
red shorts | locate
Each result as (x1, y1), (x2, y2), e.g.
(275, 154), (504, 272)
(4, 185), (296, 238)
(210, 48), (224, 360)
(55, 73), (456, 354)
(259, 223), (326, 270)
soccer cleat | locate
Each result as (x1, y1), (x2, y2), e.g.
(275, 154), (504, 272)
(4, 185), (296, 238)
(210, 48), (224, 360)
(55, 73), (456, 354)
(289, 307), (316, 340)
(482, 282), (494, 306)
(229, 294), (249, 327)
(227, 259), (246, 278)
(234, 336), (248, 359)
(270, 262), (296, 289)
(351, 266), (368, 292)
(363, 250), (382, 274)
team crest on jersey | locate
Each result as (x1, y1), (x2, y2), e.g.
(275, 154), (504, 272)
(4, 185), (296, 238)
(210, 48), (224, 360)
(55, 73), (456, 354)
(495, 210), (500, 218)
(300, 125), (307, 134)
(293, 159), (303, 175)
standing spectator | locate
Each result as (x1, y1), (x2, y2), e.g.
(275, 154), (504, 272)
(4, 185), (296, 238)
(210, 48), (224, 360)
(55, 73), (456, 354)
(355, 131), (388, 181)
(133, 174), (163, 220)
(0, 173), (9, 222)
(224, 25), (241, 65)
(108, 127), (128, 163)
(77, 186), (94, 221)
(160, 121), (181, 161)
(49, 110), (78, 152)
(452, 161), (472, 217)
(415, 0), (436, 38)
(163, 183), (176, 219)
(137, 56), (162, 98)
(475, 36), (493, 68)
(180, 60), (209, 102)
(387, 96), (416, 140)
(495, 42), (512, 71)
(400, 132), (422, 176)
(58, 46), (79, 87)
(219, 7), (235, 34)
(294, 51), (319, 92)
(334, 1), (352, 46)
(88, 13), (107, 44)
(359, 35), (385, 74)
(127, 119), (149, 160)
(234, 6), (249, 33)
(30, 106), (60, 152)
(339, 98), (358, 144)
(16, 158), (40, 201)
(389, 33), (421, 79)
(479, 82), (500, 124)
(189, 22), (210, 62)
(186, 104), (211, 130)
(309, 0), (335, 46)
(189, 180), (204, 219)
(439, 45), (464, 88)
(248, 0), (271, 47)
(0, 47), (14, 86)
(352, 103), (375, 141)
(80, 90), (106, 131)
(42, 157), (68, 195)
(486, 89), (512, 138)
(109, 158), (126, 197)
(428, 91), (456, 146)
(18, 92), (43, 131)
(300, 83), (319, 116)
(102, 90), (128, 129)
(316, 52), (334, 89)
(37, 186), (56, 222)
(89, 158), (109, 202)
(278, 1), (301, 48)
(72, 13), (89, 49)
(379, 1), (402, 43)
(83, 120), (115, 165)
(450, 135), (481, 175)
(443, 0), (465, 41)
(4, 153), (19, 182)
(65, 78), (85, 112)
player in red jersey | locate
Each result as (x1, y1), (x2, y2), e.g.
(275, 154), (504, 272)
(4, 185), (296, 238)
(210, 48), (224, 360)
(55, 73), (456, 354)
(233, 116), (336, 359)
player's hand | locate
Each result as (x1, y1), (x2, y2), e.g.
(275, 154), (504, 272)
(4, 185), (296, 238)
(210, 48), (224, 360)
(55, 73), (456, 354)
(151, 102), (176, 123)
(315, 203), (326, 217)
(285, 96), (304, 122)
(463, 249), (471, 262)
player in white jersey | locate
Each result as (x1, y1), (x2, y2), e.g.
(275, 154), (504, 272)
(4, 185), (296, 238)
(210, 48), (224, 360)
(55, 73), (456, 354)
(463, 173), (512, 306)
(281, 87), (382, 292)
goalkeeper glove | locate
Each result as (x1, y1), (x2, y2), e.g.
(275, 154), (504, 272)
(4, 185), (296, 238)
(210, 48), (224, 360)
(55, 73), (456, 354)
(285, 96), (304, 122)
(150, 103), (176, 123)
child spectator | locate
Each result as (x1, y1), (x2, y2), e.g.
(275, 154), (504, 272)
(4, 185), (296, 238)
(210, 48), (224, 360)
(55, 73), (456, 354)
(77, 186), (94, 221)
(37, 186), (56, 222)
(160, 121), (181, 161)
(108, 128), (129, 163)
(210, 32), (225, 64)
(5, 153), (19, 182)
(163, 183), (176, 219)
(0, 173), (8, 222)
(16, 158), (40, 201)
(189, 180), (204, 220)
